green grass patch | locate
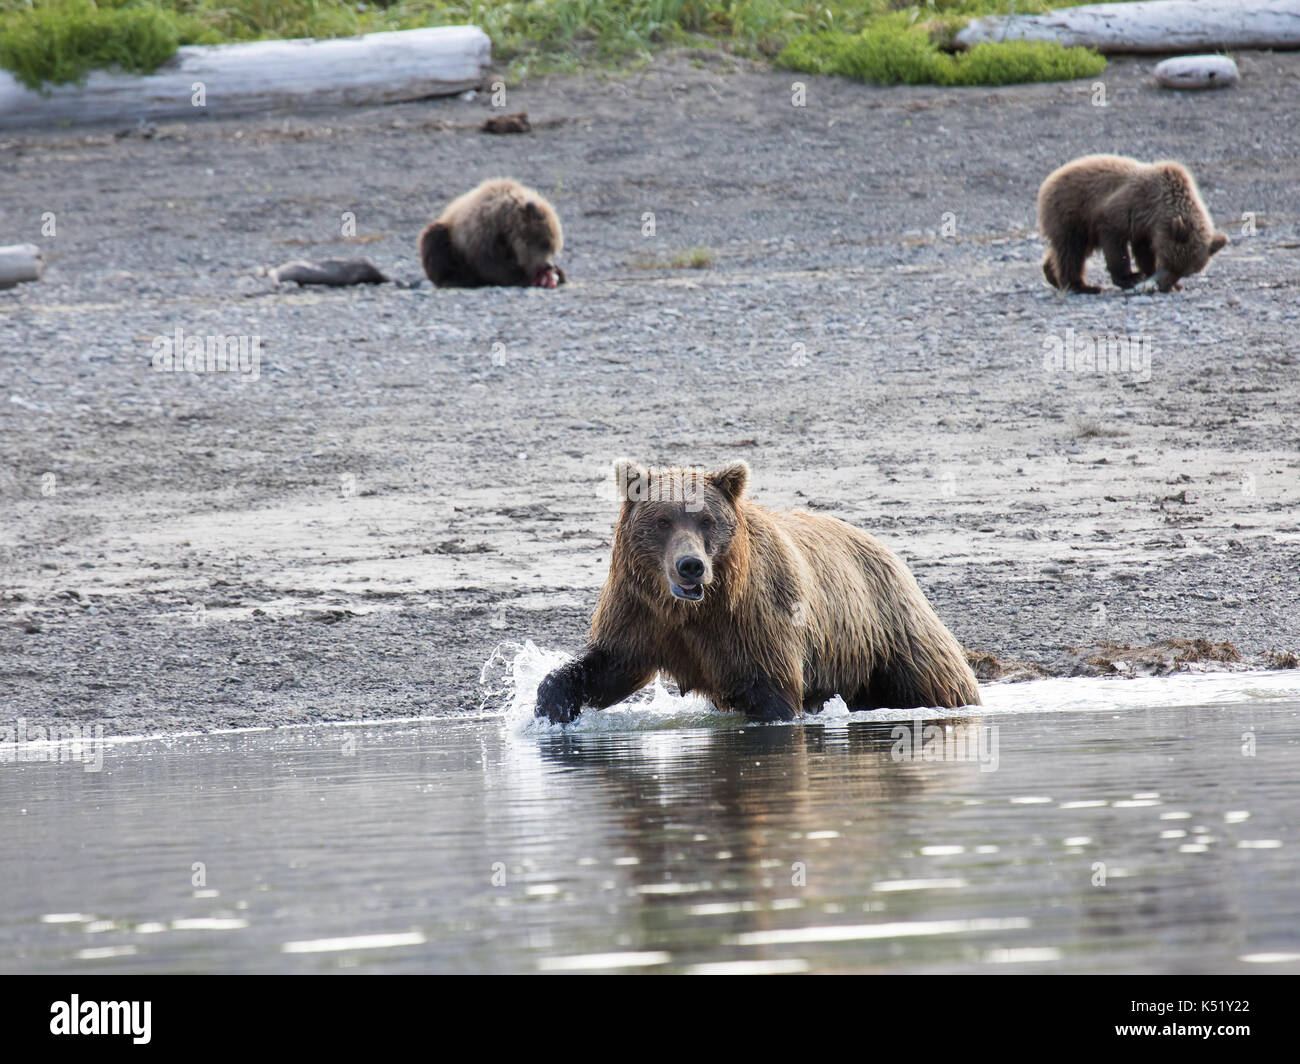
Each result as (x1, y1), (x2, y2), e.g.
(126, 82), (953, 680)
(778, 14), (1106, 87)
(672, 246), (716, 269)
(0, 2), (1120, 92)
(0, 2), (193, 91)
(957, 37), (1106, 85)
(632, 245), (717, 269)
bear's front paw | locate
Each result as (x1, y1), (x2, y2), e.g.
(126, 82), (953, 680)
(535, 668), (582, 724)
(733, 682), (798, 723)
(1113, 271), (1144, 290)
(745, 701), (797, 723)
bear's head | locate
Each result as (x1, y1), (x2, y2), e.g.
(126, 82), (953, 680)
(1153, 166), (1228, 291)
(1154, 217), (1228, 291)
(510, 196), (564, 287)
(611, 458), (750, 606)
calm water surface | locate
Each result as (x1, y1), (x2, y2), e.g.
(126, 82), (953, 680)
(3, 659), (1298, 974)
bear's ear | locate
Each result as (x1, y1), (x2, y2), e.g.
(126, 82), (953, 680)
(709, 461), (750, 504)
(1209, 232), (1229, 255)
(1171, 215), (1191, 244)
(613, 458), (645, 504)
(524, 201), (543, 220)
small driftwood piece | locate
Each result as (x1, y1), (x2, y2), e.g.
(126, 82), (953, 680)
(1155, 54), (1241, 89)
(0, 244), (44, 289)
(481, 112), (531, 134)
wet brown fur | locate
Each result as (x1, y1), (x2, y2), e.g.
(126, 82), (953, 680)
(418, 178), (565, 288)
(1038, 154), (1228, 294)
(535, 460), (980, 724)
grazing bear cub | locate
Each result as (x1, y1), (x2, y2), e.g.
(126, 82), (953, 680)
(1038, 154), (1228, 294)
(418, 178), (565, 288)
(535, 460), (980, 724)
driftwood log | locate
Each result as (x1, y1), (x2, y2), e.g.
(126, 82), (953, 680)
(956, 1), (1300, 54)
(0, 244), (44, 289)
(0, 26), (490, 130)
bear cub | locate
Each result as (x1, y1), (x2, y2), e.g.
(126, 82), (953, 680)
(419, 178), (565, 289)
(1038, 154), (1227, 294)
(535, 460), (980, 724)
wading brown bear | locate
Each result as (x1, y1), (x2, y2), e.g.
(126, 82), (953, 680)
(1038, 154), (1228, 294)
(535, 460), (980, 724)
(418, 178), (565, 288)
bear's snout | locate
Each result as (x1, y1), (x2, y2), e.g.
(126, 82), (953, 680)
(667, 549), (708, 601)
(676, 556), (705, 582)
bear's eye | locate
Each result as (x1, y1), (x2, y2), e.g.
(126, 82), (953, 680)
(700, 515), (714, 531)
(656, 517), (671, 530)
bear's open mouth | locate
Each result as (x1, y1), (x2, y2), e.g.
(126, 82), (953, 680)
(532, 265), (560, 288)
(670, 581), (703, 601)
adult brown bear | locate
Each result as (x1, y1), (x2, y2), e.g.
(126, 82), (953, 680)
(535, 460), (980, 724)
(1038, 154), (1228, 294)
(418, 178), (565, 288)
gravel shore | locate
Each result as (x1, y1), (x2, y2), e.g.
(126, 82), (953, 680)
(2, 49), (1298, 735)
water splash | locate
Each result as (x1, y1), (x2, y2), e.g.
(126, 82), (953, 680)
(482, 640), (738, 735)
(480, 641), (1300, 734)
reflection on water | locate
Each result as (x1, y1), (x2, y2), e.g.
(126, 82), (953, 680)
(1, 667), (1298, 973)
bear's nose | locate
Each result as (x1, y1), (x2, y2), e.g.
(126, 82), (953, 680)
(677, 556), (705, 582)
